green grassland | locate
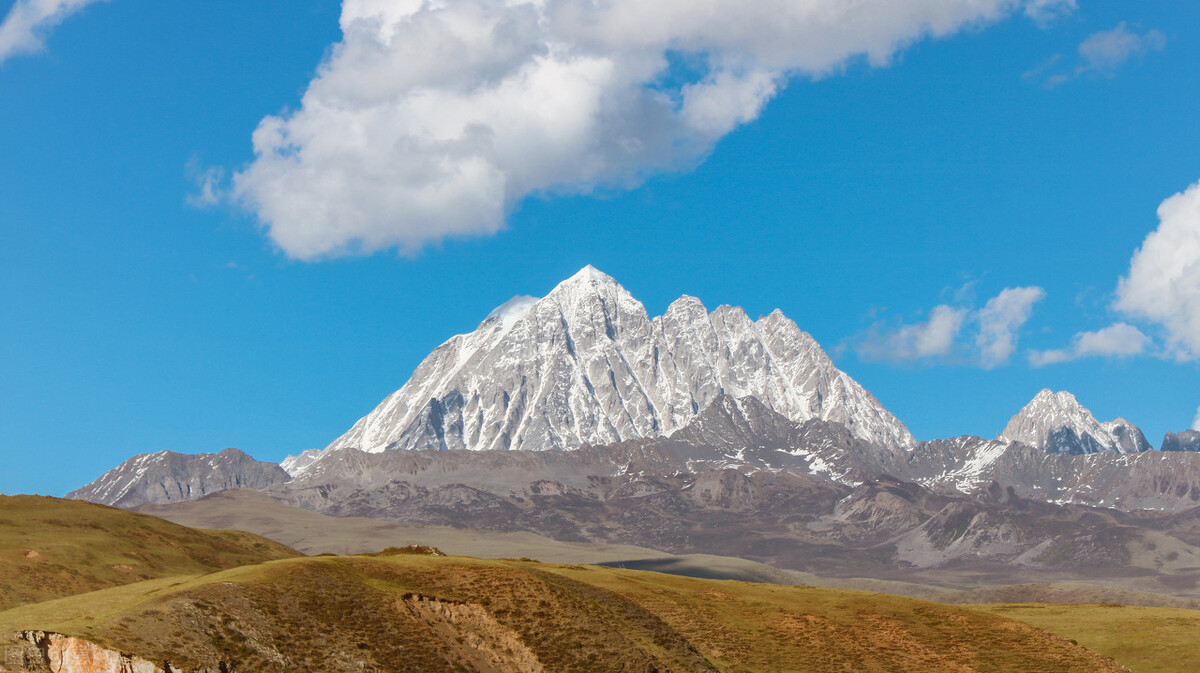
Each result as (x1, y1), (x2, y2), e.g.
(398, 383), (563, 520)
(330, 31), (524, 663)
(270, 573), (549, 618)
(0, 495), (299, 610)
(0, 551), (1126, 673)
(971, 602), (1200, 673)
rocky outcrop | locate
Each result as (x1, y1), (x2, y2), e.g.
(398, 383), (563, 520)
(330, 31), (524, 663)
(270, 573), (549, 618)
(1163, 430), (1200, 453)
(402, 596), (544, 673)
(15, 631), (226, 673)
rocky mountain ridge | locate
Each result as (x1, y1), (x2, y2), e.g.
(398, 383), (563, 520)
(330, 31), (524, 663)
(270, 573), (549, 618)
(319, 266), (914, 462)
(76, 390), (1198, 515)
(1000, 389), (1152, 455)
(66, 392), (1200, 598)
(1163, 430), (1200, 453)
(66, 448), (290, 508)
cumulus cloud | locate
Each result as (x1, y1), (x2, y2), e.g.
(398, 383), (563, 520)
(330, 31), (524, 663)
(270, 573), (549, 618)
(854, 286), (1044, 367)
(976, 287), (1047, 368)
(1193, 406), (1200, 432)
(0, 0), (105, 65)
(1028, 322), (1151, 367)
(228, 0), (1075, 259)
(1114, 180), (1200, 360)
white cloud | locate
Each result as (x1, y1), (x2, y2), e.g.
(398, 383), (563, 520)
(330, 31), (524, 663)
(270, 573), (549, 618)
(229, 0), (1075, 259)
(0, 0), (105, 65)
(1028, 322), (1151, 367)
(854, 286), (1044, 367)
(1193, 406), (1200, 432)
(1077, 22), (1166, 75)
(1027, 22), (1165, 88)
(1024, 0), (1076, 26)
(856, 305), (968, 363)
(185, 159), (226, 209)
(976, 286), (1046, 369)
(1114, 180), (1200, 360)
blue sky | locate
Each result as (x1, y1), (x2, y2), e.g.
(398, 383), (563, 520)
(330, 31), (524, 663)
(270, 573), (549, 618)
(1, 0), (1197, 495)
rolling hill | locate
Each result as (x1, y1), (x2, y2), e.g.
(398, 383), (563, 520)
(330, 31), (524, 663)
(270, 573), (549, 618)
(0, 551), (1126, 673)
(0, 495), (300, 611)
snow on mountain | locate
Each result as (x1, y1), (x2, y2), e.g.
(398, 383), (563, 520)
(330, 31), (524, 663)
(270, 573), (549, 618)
(322, 265), (914, 459)
(999, 389), (1151, 455)
(281, 449), (324, 477)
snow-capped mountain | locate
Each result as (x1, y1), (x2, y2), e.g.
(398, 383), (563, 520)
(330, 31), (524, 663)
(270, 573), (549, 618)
(999, 389), (1151, 455)
(323, 266), (914, 461)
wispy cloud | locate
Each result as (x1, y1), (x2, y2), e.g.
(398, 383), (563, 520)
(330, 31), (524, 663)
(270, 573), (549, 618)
(854, 305), (969, 363)
(976, 287), (1047, 369)
(1028, 322), (1151, 367)
(1024, 0), (1077, 27)
(185, 158), (226, 209)
(223, 0), (1076, 260)
(853, 286), (1045, 368)
(0, 0), (106, 65)
(1077, 22), (1166, 75)
(1027, 22), (1165, 88)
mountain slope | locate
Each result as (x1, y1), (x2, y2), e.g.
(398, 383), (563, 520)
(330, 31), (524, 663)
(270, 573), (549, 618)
(67, 448), (290, 507)
(0, 495), (299, 610)
(0, 553), (1125, 673)
(322, 266), (913, 461)
(1000, 389), (1151, 455)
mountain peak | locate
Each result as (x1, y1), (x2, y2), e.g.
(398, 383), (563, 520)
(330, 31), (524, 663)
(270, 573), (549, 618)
(544, 265), (631, 306)
(556, 264), (616, 288)
(321, 272), (915, 455)
(1001, 389), (1149, 455)
(1031, 388), (1079, 407)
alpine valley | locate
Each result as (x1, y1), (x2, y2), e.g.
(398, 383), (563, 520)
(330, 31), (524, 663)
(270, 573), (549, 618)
(69, 268), (1200, 600)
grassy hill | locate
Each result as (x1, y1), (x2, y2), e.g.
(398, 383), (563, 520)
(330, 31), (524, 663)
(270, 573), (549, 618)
(0, 551), (1125, 673)
(971, 603), (1200, 673)
(0, 495), (300, 610)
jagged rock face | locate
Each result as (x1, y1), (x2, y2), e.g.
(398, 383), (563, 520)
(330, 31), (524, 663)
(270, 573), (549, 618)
(323, 266), (913, 460)
(15, 631), (222, 673)
(904, 438), (1200, 511)
(67, 449), (289, 507)
(1000, 389), (1151, 455)
(1163, 430), (1200, 453)
(280, 449), (323, 476)
(667, 395), (907, 485)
